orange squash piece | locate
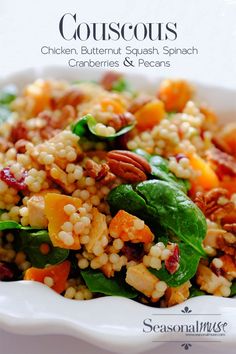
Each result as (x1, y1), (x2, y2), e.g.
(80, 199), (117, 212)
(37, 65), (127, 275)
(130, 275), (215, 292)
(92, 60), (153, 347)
(109, 210), (154, 244)
(200, 106), (218, 124)
(134, 100), (166, 131)
(187, 153), (219, 192)
(44, 193), (82, 250)
(24, 79), (51, 116)
(24, 261), (70, 294)
(100, 98), (125, 114)
(158, 79), (192, 112)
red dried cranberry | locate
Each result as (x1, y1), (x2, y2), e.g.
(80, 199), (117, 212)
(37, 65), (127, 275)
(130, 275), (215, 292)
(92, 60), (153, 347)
(0, 167), (27, 191)
(165, 244), (180, 274)
(122, 242), (145, 261)
(0, 262), (15, 281)
(175, 153), (187, 162)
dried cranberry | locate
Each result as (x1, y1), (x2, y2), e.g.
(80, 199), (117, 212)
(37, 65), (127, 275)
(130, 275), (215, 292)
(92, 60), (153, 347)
(0, 167), (27, 191)
(122, 242), (145, 261)
(0, 262), (15, 281)
(175, 153), (187, 162)
(165, 244), (180, 274)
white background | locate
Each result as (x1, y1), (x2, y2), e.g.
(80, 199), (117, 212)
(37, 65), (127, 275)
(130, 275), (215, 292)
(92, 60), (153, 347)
(0, 1), (236, 354)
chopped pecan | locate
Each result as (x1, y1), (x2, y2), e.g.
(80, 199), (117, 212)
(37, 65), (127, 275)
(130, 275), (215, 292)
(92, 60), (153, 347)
(217, 234), (236, 256)
(195, 188), (234, 221)
(107, 112), (135, 131)
(107, 150), (151, 182)
(100, 72), (122, 91)
(207, 147), (236, 177)
(223, 223), (236, 234)
(219, 254), (236, 278)
(213, 122), (236, 157)
(128, 95), (152, 114)
(39, 105), (76, 130)
(210, 263), (224, 277)
(10, 121), (28, 142)
(52, 88), (85, 109)
(84, 159), (116, 184)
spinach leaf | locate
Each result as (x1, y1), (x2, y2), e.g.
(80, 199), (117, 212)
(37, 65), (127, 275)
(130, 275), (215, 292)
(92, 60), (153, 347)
(19, 230), (69, 268)
(0, 220), (42, 231)
(0, 85), (17, 105)
(81, 269), (138, 298)
(136, 180), (206, 256)
(134, 149), (190, 193)
(149, 243), (201, 287)
(230, 282), (236, 297)
(108, 180), (206, 256)
(189, 286), (206, 298)
(111, 78), (131, 93)
(108, 184), (147, 216)
(71, 114), (135, 140)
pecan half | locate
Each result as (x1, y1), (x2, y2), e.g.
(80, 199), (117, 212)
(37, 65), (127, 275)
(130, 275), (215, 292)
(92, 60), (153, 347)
(84, 159), (116, 185)
(107, 112), (135, 131)
(100, 72), (122, 91)
(207, 147), (236, 177)
(128, 95), (152, 114)
(107, 150), (151, 182)
(10, 121), (28, 143)
(217, 233), (236, 256)
(195, 188), (234, 221)
(52, 88), (85, 109)
(223, 223), (236, 234)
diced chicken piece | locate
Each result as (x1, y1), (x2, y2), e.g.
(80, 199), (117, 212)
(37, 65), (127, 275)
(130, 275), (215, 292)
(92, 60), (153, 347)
(219, 255), (236, 278)
(27, 195), (48, 228)
(126, 263), (158, 297)
(196, 264), (231, 296)
(86, 208), (108, 253)
(164, 281), (191, 307)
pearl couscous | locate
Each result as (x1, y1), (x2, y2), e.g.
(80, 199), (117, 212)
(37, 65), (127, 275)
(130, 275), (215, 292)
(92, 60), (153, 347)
(0, 72), (235, 307)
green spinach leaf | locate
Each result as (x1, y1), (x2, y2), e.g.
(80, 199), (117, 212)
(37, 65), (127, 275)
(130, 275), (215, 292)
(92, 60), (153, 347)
(189, 287), (206, 298)
(134, 149), (190, 193)
(81, 269), (138, 298)
(136, 180), (206, 256)
(0, 85), (17, 105)
(19, 230), (69, 268)
(149, 243), (201, 287)
(108, 180), (206, 256)
(0, 220), (42, 231)
(230, 282), (236, 297)
(111, 78), (131, 93)
(71, 114), (135, 140)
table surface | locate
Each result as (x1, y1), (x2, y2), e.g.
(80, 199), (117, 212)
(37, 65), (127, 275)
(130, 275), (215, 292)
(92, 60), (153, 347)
(0, 0), (236, 353)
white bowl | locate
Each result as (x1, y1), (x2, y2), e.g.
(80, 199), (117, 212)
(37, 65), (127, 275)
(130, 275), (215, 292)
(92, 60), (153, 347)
(0, 67), (236, 354)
